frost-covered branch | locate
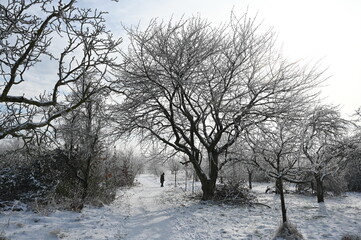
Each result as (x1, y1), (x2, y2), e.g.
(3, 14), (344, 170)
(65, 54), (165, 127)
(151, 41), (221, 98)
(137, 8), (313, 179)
(0, 0), (121, 139)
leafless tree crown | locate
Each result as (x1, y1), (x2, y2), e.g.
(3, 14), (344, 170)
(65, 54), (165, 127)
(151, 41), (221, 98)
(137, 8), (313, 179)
(0, 0), (121, 139)
(113, 13), (323, 156)
(110, 13), (324, 199)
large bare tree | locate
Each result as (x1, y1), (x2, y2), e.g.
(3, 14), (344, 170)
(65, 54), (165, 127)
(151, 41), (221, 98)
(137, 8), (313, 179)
(111, 14), (323, 200)
(0, 0), (121, 139)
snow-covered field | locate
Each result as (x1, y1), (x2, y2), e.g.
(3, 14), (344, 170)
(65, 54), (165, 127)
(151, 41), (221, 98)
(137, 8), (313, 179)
(1, 173), (360, 239)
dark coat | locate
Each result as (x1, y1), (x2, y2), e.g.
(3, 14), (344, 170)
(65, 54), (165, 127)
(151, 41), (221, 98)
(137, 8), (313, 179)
(160, 173), (165, 183)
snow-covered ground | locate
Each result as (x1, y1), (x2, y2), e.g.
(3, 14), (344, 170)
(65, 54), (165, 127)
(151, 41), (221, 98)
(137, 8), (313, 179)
(1, 173), (360, 239)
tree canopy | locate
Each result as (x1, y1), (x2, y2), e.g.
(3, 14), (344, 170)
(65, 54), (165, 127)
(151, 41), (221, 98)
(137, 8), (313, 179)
(111, 13), (324, 199)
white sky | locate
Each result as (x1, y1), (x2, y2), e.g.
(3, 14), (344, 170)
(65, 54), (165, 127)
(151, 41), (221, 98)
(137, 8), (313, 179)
(84, 0), (361, 118)
(13, 0), (360, 118)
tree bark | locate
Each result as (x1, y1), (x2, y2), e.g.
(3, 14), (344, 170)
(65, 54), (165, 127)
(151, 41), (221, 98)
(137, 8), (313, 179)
(82, 154), (92, 201)
(194, 151), (219, 200)
(315, 175), (324, 203)
(247, 169), (253, 189)
(174, 171), (177, 187)
(278, 177), (287, 223)
(201, 179), (216, 200)
(275, 178), (282, 194)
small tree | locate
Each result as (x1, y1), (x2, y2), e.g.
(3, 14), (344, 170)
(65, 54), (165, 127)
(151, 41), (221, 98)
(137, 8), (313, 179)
(302, 105), (351, 202)
(112, 148), (143, 187)
(248, 116), (304, 223)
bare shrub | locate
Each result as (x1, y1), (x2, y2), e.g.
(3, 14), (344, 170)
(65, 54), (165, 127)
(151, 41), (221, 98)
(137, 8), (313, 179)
(213, 180), (256, 204)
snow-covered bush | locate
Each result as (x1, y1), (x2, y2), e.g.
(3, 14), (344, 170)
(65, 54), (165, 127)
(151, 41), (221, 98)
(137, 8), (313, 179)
(0, 147), (121, 210)
(0, 149), (65, 204)
(0, 148), (75, 212)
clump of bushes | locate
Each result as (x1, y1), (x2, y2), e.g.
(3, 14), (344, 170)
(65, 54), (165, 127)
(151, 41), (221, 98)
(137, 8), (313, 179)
(0, 147), (142, 211)
(0, 149), (67, 205)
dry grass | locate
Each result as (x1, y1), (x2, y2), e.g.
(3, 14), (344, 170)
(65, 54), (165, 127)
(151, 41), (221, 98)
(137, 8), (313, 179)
(341, 234), (361, 240)
(273, 221), (304, 240)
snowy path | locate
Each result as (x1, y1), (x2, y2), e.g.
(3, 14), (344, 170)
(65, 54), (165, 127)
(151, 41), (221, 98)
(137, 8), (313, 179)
(113, 174), (231, 240)
(1, 173), (361, 239)
(119, 174), (177, 239)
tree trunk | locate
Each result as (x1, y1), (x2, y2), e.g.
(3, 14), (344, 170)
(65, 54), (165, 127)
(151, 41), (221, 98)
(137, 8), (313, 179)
(184, 169), (188, 191)
(174, 171), (177, 187)
(315, 175), (324, 203)
(82, 155), (92, 201)
(192, 172), (195, 194)
(201, 179), (216, 200)
(275, 178), (282, 194)
(82, 181), (88, 201)
(189, 151), (219, 200)
(278, 177), (287, 223)
(247, 169), (253, 190)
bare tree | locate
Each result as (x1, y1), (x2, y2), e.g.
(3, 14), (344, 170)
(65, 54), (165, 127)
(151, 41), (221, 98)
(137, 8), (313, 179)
(0, 0), (121, 139)
(57, 75), (111, 201)
(301, 105), (351, 203)
(248, 116), (304, 223)
(111, 13), (323, 200)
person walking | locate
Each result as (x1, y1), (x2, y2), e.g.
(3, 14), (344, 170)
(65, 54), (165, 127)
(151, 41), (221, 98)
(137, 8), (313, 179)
(160, 173), (165, 187)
